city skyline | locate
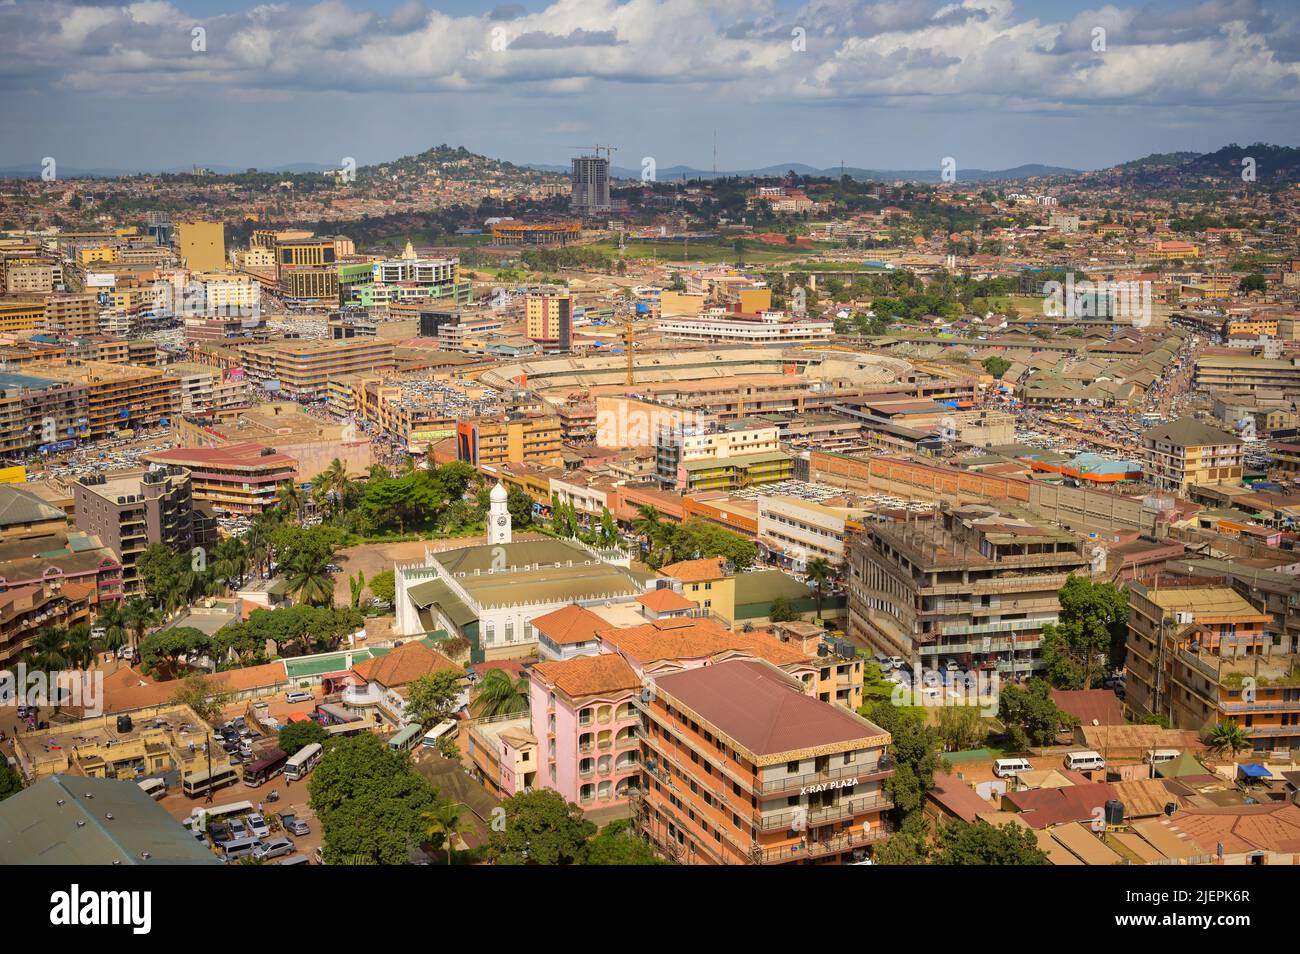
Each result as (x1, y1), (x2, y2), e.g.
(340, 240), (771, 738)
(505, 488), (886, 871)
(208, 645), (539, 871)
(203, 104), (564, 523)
(1, 0), (1298, 174)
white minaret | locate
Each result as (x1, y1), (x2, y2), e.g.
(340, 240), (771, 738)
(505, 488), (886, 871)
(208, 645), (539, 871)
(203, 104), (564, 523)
(487, 480), (511, 545)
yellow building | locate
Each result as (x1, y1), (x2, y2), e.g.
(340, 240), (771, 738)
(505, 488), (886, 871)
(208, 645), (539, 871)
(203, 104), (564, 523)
(525, 288), (571, 347)
(176, 220), (227, 272)
(659, 556), (737, 626)
(456, 414), (563, 468)
(0, 300), (45, 334)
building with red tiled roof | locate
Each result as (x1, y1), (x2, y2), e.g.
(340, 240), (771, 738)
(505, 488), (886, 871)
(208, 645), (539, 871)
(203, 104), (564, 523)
(346, 641), (463, 727)
(144, 442), (297, 515)
(600, 616), (813, 677)
(531, 603), (610, 661)
(1002, 781), (1118, 829)
(926, 772), (996, 824)
(1050, 688), (1126, 727)
(1161, 802), (1300, 863)
(634, 587), (696, 620)
(103, 661), (289, 714)
(638, 659), (893, 865)
(528, 653), (643, 811)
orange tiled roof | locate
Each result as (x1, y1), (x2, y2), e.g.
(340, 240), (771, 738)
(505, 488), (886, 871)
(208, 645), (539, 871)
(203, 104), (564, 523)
(659, 556), (728, 583)
(601, 617), (810, 668)
(353, 641), (460, 688)
(635, 589), (696, 612)
(532, 653), (640, 698)
(530, 603), (608, 645)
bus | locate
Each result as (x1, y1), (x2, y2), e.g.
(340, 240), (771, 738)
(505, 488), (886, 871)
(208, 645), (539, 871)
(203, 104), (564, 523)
(189, 799), (254, 827)
(421, 720), (458, 749)
(387, 724), (423, 752)
(242, 748), (289, 787)
(137, 777), (167, 800)
(283, 743), (323, 781)
(181, 765), (239, 799)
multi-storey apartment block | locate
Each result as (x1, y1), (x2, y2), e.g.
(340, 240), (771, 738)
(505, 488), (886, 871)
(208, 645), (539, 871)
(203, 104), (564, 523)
(846, 503), (1089, 677)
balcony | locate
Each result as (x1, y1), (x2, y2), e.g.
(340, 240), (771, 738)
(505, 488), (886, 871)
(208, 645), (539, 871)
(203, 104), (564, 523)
(341, 685), (382, 707)
(754, 823), (893, 864)
(758, 793), (893, 833)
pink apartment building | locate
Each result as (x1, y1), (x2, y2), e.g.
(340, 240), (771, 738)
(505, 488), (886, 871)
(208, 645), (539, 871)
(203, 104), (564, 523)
(529, 653), (643, 810)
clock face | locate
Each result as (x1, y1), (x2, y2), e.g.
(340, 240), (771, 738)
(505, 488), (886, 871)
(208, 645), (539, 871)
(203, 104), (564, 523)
(497, 515), (508, 526)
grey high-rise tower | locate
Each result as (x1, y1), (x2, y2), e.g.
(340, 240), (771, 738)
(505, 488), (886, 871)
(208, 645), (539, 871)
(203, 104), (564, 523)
(570, 155), (611, 214)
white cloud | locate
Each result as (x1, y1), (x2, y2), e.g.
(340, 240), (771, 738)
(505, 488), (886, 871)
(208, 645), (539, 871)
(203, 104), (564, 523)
(0, 0), (1295, 112)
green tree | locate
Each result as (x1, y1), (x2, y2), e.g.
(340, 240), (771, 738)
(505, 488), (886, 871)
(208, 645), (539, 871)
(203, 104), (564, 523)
(1205, 722), (1252, 757)
(123, 597), (161, 651)
(368, 569), (396, 605)
(804, 557), (835, 620)
(471, 668), (529, 718)
(404, 669), (465, 730)
(421, 798), (475, 864)
(278, 719), (329, 755)
(308, 733), (438, 865)
(0, 762), (23, 803)
(140, 626), (212, 679)
(283, 550), (335, 607)
(981, 356), (1011, 378)
(863, 700), (941, 823)
(936, 705), (985, 752)
(169, 672), (234, 724)
(768, 596), (798, 622)
(486, 789), (595, 865)
(1041, 576), (1128, 688)
(581, 818), (668, 865)
(998, 679), (1076, 750)
(94, 601), (129, 653)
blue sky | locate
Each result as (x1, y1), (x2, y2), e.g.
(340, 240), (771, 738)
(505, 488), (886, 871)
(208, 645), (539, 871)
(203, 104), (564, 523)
(1, 0), (1297, 173)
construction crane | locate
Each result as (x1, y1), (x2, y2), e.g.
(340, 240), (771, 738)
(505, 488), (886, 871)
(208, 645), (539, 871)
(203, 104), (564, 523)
(570, 144), (618, 164)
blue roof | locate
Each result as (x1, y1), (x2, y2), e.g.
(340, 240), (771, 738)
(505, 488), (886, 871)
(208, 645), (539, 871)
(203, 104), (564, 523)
(0, 371), (58, 390)
(1238, 763), (1272, 778)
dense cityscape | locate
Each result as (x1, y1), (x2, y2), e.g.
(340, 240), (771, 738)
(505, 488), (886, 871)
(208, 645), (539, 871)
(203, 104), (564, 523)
(0, 4), (1296, 915)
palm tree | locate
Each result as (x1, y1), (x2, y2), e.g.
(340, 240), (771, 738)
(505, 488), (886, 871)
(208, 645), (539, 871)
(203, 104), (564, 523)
(27, 626), (68, 672)
(284, 551), (334, 607)
(1206, 722), (1252, 758)
(276, 480), (303, 522)
(244, 520), (272, 580)
(421, 799), (474, 865)
(123, 597), (160, 652)
(212, 538), (250, 588)
(632, 505), (662, 558)
(805, 557), (836, 621)
(94, 601), (129, 654)
(472, 668), (529, 718)
(63, 623), (96, 671)
(317, 458), (350, 516)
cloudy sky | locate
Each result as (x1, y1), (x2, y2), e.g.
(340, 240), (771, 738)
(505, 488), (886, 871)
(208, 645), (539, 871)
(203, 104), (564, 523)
(1, 0), (1298, 173)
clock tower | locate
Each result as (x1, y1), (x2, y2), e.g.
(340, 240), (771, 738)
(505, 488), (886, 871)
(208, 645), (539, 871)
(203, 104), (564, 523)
(487, 480), (512, 545)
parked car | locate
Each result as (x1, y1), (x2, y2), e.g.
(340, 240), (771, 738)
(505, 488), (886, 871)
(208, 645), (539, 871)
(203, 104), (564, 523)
(253, 837), (294, 861)
(246, 814), (270, 838)
(285, 690), (313, 704)
(281, 814), (310, 837)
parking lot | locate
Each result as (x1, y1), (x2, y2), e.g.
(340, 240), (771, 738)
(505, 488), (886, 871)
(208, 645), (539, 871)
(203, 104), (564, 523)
(157, 700), (326, 865)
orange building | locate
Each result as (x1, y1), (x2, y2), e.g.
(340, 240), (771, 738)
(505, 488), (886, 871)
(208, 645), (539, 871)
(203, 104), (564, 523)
(636, 658), (894, 865)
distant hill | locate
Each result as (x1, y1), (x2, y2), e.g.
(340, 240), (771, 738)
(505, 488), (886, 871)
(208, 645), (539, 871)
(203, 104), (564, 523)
(526, 160), (1078, 183)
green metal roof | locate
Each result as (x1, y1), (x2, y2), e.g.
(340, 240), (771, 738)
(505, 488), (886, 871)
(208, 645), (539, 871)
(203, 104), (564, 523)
(407, 578), (478, 627)
(0, 776), (220, 865)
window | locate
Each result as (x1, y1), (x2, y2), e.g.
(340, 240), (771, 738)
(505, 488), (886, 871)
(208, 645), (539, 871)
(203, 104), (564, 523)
(484, 622), (495, 644)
